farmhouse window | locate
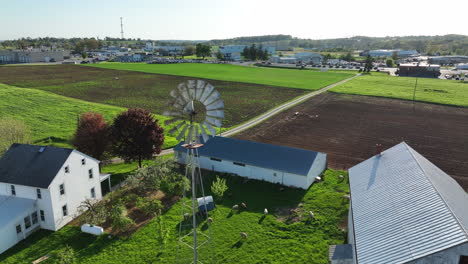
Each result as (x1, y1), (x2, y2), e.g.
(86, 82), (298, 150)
(91, 187), (96, 198)
(32, 212), (38, 225)
(233, 162), (245, 167)
(24, 216), (31, 229)
(11, 185), (16, 196)
(273, 173), (277, 176)
(40, 210), (45, 221)
(59, 184), (65, 195)
(210, 157), (222, 162)
(62, 205), (68, 216)
(16, 225), (22, 234)
(37, 188), (42, 199)
(89, 168), (94, 179)
(81, 158), (86, 165)
(65, 166), (70, 173)
(460, 256), (468, 264)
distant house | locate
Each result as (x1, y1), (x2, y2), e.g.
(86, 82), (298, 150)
(0, 50), (64, 64)
(398, 63), (441, 78)
(360, 49), (418, 58)
(330, 142), (468, 264)
(174, 137), (326, 189)
(0, 144), (110, 254)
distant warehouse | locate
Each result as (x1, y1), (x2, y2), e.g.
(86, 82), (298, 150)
(175, 136), (326, 189)
(0, 50), (64, 64)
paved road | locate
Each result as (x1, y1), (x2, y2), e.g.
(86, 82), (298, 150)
(154, 73), (361, 157)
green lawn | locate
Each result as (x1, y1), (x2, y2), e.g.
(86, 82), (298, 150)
(331, 73), (468, 107)
(0, 83), (177, 149)
(87, 63), (355, 90)
(0, 169), (349, 264)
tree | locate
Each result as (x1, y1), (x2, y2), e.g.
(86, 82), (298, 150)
(195, 43), (211, 59)
(72, 112), (110, 160)
(110, 203), (134, 231)
(211, 176), (228, 201)
(0, 118), (31, 155)
(391, 51), (398, 61)
(215, 52), (224, 61)
(323, 54), (332, 65)
(386, 57), (395, 67)
(81, 51), (88, 59)
(184, 45), (195, 56)
(135, 197), (163, 216)
(364, 55), (374, 72)
(77, 199), (108, 226)
(111, 108), (164, 167)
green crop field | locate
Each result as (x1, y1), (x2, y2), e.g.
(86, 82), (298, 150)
(0, 65), (308, 129)
(87, 63), (355, 90)
(331, 73), (468, 107)
(0, 83), (177, 149)
(0, 169), (349, 264)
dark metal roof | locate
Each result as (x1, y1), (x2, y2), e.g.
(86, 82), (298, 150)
(0, 144), (73, 188)
(175, 136), (321, 176)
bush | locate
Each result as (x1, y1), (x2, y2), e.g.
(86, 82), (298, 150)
(136, 197), (163, 216)
(110, 203), (134, 231)
(122, 193), (139, 205)
(211, 176), (228, 201)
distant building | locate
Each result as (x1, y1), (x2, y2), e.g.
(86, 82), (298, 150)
(0, 144), (111, 254)
(398, 63), (441, 78)
(155, 46), (185, 56)
(429, 56), (468, 65)
(294, 52), (323, 64)
(0, 50), (64, 64)
(218, 45), (275, 61)
(456, 64), (468, 70)
(175, 136), (326, 189)
(360, 49), (418, 58)
(331, 142), (468, 264)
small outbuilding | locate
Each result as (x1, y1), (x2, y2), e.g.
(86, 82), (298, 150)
(174, 136), (327, 189)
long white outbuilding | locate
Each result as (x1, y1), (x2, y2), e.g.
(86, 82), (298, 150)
(174, 136), (326, 189)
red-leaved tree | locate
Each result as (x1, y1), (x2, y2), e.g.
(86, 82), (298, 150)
(72, 112), (110, 160)
(111, 108), (164, 167)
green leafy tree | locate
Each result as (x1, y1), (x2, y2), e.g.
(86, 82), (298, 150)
(110, 203), (134, 232)
(386, 57), (395, 67)
(0, 118), (31, 156)
(364, 55), (374, 72)
(135, 197), (163, 216)
(184, 45), (195, 56)
(81, 51), (87, 59)
(391, 51), (398, 61)
(216, 51), (224, 60)
(211, 176), (228, 201)
(195, 43), (211, 59)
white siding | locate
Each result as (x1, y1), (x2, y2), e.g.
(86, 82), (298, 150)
(175, 150), (327, 189)
(48, 151), (102, 230)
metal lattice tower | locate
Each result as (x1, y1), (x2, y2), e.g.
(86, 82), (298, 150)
(120, 17), (124, 39)
(164, 80), (224, 264)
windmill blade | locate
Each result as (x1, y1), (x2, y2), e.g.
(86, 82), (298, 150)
(203, 90), (221, 106)
(206, 99), (224, 111)
(164, 117), (184, 126)
(203, 121), (217, 135)
(168, 121), (186, 134)
(176, 124), (189, 141)
(178, 82), (191, 102)
(206, 116), (222, 128)
(163, 110), (185, 117)
(187, 81), (197, 100)
(206, 110), (224, 119)
(199, 83), (215, 103)
(195, 80), (206, 100)
(199, 124), (209, 143)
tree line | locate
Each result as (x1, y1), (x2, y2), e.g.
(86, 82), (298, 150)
(241, 44), (270, 60)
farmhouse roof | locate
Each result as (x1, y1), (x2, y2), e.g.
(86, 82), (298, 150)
(0, 195), (36, 227)
(175, 136), (322, 176)
(0, 144), (74, 188)
(349, 142), (468, 264)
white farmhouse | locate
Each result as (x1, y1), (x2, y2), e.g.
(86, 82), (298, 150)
(330, 142), (468, 264)
(174, 137), (326, 189)
(0, 144), (111, 254)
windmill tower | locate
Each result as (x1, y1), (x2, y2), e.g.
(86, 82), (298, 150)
(164, 80), (224, 264)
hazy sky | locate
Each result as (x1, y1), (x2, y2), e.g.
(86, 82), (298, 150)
(1, 0), (467, 40)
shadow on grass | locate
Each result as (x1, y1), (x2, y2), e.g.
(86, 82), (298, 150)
(258, 215), (266, 224)
(231, 240), (244, 249)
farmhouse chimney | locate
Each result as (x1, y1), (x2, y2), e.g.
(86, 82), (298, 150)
(375, 144), (383, 156)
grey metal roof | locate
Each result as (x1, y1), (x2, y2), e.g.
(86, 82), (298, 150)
(349, 142), (468, 264)
(329, 244), (353, 261)
(174, 136), (322, 176)
(0, 195), (36, 227)
(0, 144), (73, 188)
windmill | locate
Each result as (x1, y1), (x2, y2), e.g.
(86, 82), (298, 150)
(164, 80), (224, 264)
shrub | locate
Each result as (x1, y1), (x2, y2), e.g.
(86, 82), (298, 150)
(110, 203), (134, 231)
(211, 176), (228, 201)
(135, 197), (163, 216)
(0, 118), (31, 155)
(122, 193), (139, 205)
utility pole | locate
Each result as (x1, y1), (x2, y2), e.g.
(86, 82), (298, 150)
(120, 17), (124, 39)
(412, 78), (418, 113)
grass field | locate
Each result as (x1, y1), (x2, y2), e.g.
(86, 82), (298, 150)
(331, 73), (468, 107)
(0, 83), (177, 149)
(0, 169), (349, 264)
(87, 63), (355, 90)
(0, 65), (308, 128)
